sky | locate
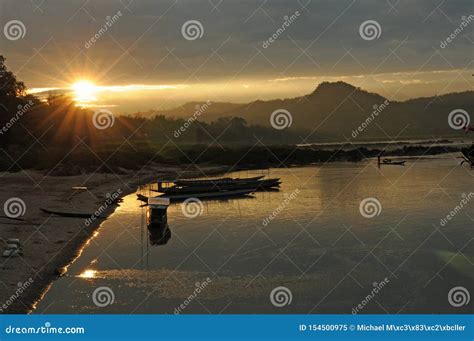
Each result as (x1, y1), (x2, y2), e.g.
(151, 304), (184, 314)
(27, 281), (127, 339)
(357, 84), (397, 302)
(0, 0), (472, 113)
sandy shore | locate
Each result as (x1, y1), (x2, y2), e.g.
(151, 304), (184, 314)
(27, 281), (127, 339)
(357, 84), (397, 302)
(0, 165), (227, 314)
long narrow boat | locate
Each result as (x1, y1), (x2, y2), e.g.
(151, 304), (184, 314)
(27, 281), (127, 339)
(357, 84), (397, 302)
(173, 175), (264, 187)
(40, 208), (104, 219)
(381, 159), (406, 166)
(139, 189), (256, 202)
(155, 178), (280, 195)
(161, 188), (256, 200)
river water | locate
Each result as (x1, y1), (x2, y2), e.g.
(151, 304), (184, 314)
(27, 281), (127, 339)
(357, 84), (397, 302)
(35, 155), (473, 314)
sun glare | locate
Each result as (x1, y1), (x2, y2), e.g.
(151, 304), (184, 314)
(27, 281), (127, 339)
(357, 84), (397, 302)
(72, 80), (98, 105)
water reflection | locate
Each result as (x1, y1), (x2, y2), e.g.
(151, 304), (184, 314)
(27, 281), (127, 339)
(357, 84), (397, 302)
(148, 223), (171, 246)
(34, 161), (474, 314)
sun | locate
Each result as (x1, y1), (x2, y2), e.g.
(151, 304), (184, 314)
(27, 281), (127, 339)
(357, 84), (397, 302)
(72, 80), (98, 104)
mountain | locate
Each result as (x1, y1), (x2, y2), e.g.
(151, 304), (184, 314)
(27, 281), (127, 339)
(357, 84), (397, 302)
(149, 81), (474, 141)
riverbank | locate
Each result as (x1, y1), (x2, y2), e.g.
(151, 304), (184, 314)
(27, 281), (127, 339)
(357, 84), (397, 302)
(0, 144), (471, 313)
(0, 164), (228, 314)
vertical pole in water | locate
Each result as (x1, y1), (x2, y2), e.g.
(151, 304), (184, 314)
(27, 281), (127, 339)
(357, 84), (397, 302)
(140, 204), (144, 269)
(377, 155), (381, 168)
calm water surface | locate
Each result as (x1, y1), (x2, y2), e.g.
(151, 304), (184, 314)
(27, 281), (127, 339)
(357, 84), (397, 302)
(35, 155), (473, 314)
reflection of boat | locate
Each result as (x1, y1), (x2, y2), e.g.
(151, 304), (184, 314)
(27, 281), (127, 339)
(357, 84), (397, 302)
(40, 208), (101, 219)
(148, 223), (171, 246)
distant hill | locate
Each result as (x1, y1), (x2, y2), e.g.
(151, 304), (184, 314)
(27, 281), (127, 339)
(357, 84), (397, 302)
(149, 81), (474, 141)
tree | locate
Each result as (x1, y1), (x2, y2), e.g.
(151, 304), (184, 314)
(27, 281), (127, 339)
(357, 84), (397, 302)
(0, 56), (27, 97)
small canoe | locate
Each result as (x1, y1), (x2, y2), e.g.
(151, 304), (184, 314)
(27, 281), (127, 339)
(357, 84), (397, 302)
(40, 208), (104, 219)
(381, 159), (406, 166)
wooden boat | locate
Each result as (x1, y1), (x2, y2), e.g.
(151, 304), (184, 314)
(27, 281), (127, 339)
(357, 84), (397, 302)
(461, 148), (474, 168)
(154, 178), (280, 195)
(381, 159), (406, 166)
(161, 188), (255, 201)
(172, 175), (264, 187)
(146, 197), (170, 226)
(40, 208), (104, 219)
(137, 193), (148, 203)
(139, 188), (255, 202)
